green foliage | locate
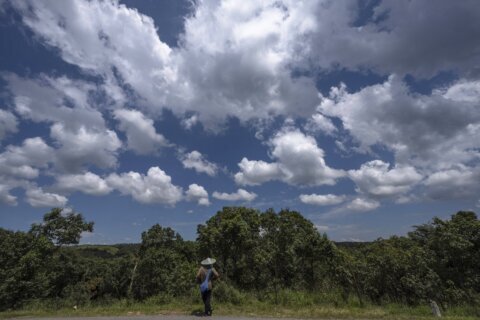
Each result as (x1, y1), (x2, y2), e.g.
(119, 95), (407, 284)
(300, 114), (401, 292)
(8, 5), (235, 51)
(197, 207), (262, 289)
(1, 207), (479, 317)
(213, 281), (248, 305)
(409, 211), (480, 303)
(132, 224), (196, 299)
(30, 208), (94, 246)
(0, 229), (54, 309)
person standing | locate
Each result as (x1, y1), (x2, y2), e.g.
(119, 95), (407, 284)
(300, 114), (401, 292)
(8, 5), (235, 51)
(196, 257), (219, 316)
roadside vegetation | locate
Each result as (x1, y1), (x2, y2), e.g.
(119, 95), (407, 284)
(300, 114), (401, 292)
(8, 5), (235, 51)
(1, 207), (479, 319)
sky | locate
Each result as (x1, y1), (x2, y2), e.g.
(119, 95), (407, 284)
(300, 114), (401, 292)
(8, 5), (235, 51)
(1, 0), (480, 243)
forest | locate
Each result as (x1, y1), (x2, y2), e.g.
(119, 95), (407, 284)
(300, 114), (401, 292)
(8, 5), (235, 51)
(0, 207), (479, 316)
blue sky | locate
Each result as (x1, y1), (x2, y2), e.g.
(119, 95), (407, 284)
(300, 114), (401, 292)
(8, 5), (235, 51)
(1, 0), (479, 243)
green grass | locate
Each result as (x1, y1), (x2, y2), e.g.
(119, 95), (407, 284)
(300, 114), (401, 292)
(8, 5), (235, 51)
(1, 289), (478, 319)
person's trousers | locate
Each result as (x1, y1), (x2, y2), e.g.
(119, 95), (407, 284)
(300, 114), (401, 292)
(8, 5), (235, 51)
(201, 289), (212, 315)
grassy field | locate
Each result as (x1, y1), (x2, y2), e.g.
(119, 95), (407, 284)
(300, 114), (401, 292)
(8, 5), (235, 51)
(1, 294), (478, 320)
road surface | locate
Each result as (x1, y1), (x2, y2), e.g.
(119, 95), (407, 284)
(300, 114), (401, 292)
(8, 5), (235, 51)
(4, 316), (313, 320)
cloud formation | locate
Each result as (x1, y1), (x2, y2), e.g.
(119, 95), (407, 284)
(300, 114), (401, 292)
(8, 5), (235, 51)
(25, 186), (68, 208)
(0, 110), (18, 141)
(106, 167), (183, 205)
(235, 128), (344, 186)
(2, 0), (480, 213)
(346, 198), (380, 212)
(55, 172), (112, 196)
(320, 76), (480, 170)
(186, 183), (210, 206)
(348, 160), (422, 199)
(180, 151), (218, 176)
(212, 188), (257, 202)
(0, 137), (53, 180)
(300, 194), (346, 206)
(113, 109), (170, 155)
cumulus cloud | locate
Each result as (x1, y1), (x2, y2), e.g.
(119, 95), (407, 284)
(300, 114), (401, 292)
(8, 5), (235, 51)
(0, 137), (53, 179)
(113, 109), (170, 155)
(235, 128), (344, 186)
(4, 74), (123, 173)
(346, 198), (380, 212)
(9, 0), (173, 108)
(5, 0), (480, 210)
(5, 74), (105, 130)
(305, 113), (337, 136)
(25, 186), (68, 208)
(0, 183), (18, 206)
(51, 123), (122, 172)
(0, 110), (18, 141)
(320, 76), (480, 170)
(424, 166), (480, 200)
(8, 0), (480, 132)
(106, 167), (182, 205)
(349, 160), (423, 198)
(212, 188), (257, 202)
(181, 115), (199, 130)
(180, 151), (218, 176)
(300, 194), (346, 206)
(55, 172), (112, 196)
(186, 183), (210, 206)
(234, 158), (282, 186)
(8, 0), (321, 127)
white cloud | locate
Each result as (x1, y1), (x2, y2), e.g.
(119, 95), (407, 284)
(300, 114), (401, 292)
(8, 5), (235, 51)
(106, 167), (183, 205)
(346, 198), (380, 212)
(0, 183), (17, 206)
(186, 183), (210, 206)
(0, 137), (53, 179)
(320, 76), (480, 170)
(348, 160), (422, 198)
(25, 186), (68, 208)
(181, 115), (199, 130)
(234, 158), (282, 186)
(55, 172), (112, 196)
(113, 109), (170, 155)
(424, 166), (480, 200)
(10, 0), (173, 109)
(9, 0), (320, 127)
(300, 194), (346, 206)
(305, 113), (337, 135)
(5, 74), (104, 130)
(4, 74), (122, 173)
(170, 0), (320, 126)
(0, 110), (18, 141)
(180, 151), (218, 176)
(212, 188), (257, 202)
(235, 128), (344, 186)
(9, 0), (480, 132)
(51, 123), (122, 172)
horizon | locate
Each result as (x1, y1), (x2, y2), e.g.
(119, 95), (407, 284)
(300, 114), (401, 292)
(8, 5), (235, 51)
(1, 0), (480, 244)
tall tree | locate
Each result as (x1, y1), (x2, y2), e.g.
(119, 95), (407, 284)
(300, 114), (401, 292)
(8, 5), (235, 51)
(30, 208), (94, 246)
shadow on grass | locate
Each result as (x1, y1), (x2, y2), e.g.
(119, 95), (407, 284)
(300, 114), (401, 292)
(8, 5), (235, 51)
(191, 308), (205, 317)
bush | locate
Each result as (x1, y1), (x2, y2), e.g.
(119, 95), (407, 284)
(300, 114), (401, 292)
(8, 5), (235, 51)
(213, 281), (248, 305)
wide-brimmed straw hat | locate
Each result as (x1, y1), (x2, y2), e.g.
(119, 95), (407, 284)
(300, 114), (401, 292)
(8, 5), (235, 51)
(201, 257), (216, 266)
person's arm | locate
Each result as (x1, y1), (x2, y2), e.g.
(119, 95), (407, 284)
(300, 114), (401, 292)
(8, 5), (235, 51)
(212, 268), (220, 280)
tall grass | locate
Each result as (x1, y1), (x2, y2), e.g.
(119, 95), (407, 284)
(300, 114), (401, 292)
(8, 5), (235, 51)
(1, 285), (478, 319)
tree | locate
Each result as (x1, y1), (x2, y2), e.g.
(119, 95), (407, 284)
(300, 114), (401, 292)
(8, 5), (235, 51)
(197, 207), (262, 289)
(30, 208), (94, 246)
(133, 224), (195, 299)
(409, 211), (480, 303)
(0, 228), (54, 310)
